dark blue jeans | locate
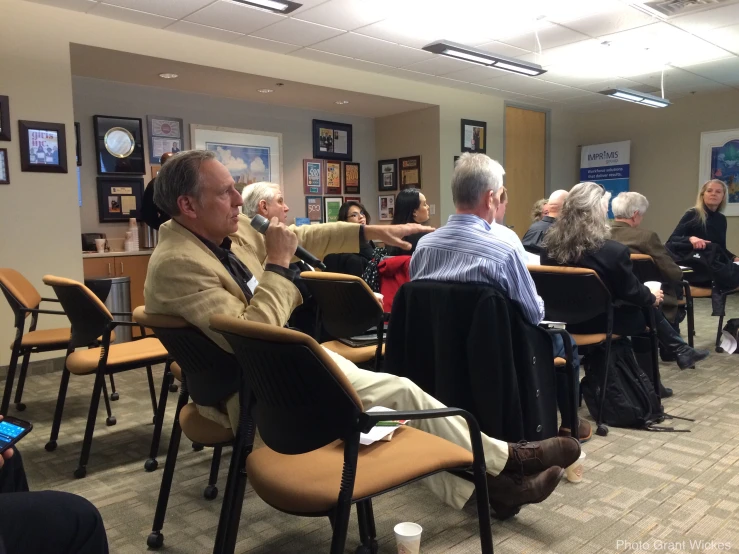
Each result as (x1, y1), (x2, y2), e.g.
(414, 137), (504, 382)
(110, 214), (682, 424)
(551, 333), (580, 430)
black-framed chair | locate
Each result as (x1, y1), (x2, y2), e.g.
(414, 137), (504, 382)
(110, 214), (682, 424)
(0, 268), (72, 415)
(131, 307), (238, 551)
(300, 271), (387, 371)
(528, 265), (660, 437)
(629, 254), (694, 348)
(42, 275), (172, 478)
(210, 315), (494, 554)
(683, 283), (739, 353)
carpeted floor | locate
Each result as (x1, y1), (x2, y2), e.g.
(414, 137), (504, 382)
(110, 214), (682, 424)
(6, 296), (739, 553)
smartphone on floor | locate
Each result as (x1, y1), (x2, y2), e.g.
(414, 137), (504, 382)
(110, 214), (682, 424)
(0, 416), (33, 454)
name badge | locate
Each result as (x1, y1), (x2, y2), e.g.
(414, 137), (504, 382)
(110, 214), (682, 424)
(247, 276), (259, 294)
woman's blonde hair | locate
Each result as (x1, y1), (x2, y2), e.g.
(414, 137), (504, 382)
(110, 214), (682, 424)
(543, 182), (611, 264)
(694, 179), (728, 225)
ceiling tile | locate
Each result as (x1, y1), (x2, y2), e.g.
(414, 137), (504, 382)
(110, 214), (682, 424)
(185, 1), (284, 34)
(287, 0), (332, 15)
(694, 23), (739, 55)
(678, 58), (739, 87)
(518, 39), (602, 67)
(551, 3), (657, 38)
(26, 0), (97, 11)
(399, 56), (482, 76)
(669, 2), (739, 34)
(100, 0), (214, 19)
(475, 41), (532, 59)
(232, 35), (301, 54)
(167, 20), (243, 43)
(312, 32), (433, 66)
(89, 3), (175, 28)
(251, 18), (345, 46)
(293, 0), (391, 31)
(497, 22), (589, 51)
(355, 16), (494, 50)
(475, 74), (571, 95)
(535, 86), (600, 100)
(626, 66), (723, 89)
(442, 65), (513, 84)
(289, 48), (395, 73)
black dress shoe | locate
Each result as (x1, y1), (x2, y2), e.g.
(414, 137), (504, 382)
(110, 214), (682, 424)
(676, 346), (710, 369)
(659, 383), (673, 398)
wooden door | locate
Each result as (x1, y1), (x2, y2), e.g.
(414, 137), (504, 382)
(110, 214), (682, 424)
(504, 106), (547, 238)
(116, 255), (150, 337)
(82, 257), (115, 279)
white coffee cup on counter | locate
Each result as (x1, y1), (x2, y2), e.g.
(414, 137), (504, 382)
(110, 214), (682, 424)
(94, 238), (106, 253)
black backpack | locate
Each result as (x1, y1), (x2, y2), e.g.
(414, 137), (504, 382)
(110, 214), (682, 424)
(581, 338), (668, 430)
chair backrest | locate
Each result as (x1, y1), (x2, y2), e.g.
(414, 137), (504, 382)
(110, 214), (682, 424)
(132, 307), (241, 407)
(42, 275), (112, 347)
(527, 265), (612, 326)
(629, 254), (662, 284)
(210, 314), (364, 455)
(300, 271), (383, 338)
(0, 268), (41, 319)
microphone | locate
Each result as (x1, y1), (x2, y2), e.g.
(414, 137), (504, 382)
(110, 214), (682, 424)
(250, 214), (327, 271)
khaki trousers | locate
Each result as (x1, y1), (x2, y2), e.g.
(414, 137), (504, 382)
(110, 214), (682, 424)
(216, 347), (509, 510)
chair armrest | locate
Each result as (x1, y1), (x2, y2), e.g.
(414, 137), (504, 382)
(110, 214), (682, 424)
(110, 311), (132, 317)
(21, 307), (66, 316)
(40, 297), (61, 303)
(110, 320), (139, 328)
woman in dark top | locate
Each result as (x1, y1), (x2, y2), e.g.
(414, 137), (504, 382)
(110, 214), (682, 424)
(541, 182), (709, 370)
(323, 201), (375, 277)
(385, 188), (432, 256)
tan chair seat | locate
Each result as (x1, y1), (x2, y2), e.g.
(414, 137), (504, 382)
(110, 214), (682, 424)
(321, 341), (385, 364)
(690, 286), (712, 298)
(554, 357), (566, 367)
(179, 403), (234, 446)
(170, 361), (182, 382)
(246, 426), (473, 514)
(66, 337), (167, 375)
(570, 333), (621, 346)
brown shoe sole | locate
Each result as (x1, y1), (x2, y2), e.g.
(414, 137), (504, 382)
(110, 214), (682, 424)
(489, 468), (565, 520)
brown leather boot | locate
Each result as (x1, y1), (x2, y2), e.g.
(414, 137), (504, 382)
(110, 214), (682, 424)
(558, 419), (593, 443)
(503, 437), (580, 476)
(486, 466), (565, 519)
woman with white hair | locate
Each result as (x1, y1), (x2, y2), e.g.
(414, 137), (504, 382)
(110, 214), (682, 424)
(610, 192), (684, 327)
(541, 182), (709, 370)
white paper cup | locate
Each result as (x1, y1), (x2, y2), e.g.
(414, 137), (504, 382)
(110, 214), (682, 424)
(394, 522), (422, 554)
(566, 451), (586, 483)
(644, 281), (661, 294)
(94, 238), (106, 253)
(374, 292), (384, 303)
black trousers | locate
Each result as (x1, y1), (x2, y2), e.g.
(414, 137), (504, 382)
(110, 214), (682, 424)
(0, 449), (108, 554)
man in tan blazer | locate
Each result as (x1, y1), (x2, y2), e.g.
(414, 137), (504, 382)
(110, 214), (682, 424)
(145, 150), (579, 515)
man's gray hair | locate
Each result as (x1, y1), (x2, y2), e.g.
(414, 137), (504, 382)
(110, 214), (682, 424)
(241, 181), (279, 217)
(153, 150), (216, 217)
(612, 191), (649, 219)
(452, 153), (505, 210)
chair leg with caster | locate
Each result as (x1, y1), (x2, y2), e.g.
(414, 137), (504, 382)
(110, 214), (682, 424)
(46, 356), (73, 452)
(13, 350), (31, 412)
(101, 378), (116, 426)
(75, 369), (106, 478)
(203, 446), (222, 500)
(145, 362), (172, 472)
(108, 374), (119, 401)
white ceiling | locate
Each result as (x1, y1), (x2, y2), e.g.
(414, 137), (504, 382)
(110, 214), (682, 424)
(28, 0), (739, 112)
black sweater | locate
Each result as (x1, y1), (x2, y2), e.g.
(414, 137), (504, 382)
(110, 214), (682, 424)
(667, 207), (735, 258)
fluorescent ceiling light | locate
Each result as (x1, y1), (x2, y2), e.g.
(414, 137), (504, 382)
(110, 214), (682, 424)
(600, 87), (671, 108)
(158, 73), (178, 79)
(423, 40), (546, 77)
(228, 0), (302, 15)
(257, 88), (274, 93)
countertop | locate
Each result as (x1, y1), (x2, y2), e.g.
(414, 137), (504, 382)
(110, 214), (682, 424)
(82, 250), (154, 259)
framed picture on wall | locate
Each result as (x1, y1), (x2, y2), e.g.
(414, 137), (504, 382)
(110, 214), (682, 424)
(699, 128), (739, 217)
(461, 119), (487, 154)
(378, 194), (395, 221)
(75, 122), (82, 166)
(93, 115), (146, 175)
(147, 115), (184, 164)
(0, 96), (10, 141)
(96, 176), (144, 223)
(344, 196), (361, 204)
(303, 158), (324, 194)
(343, 162), (360, 194)
(325, 160), (342, 195)
(0, 149), (9, 184)
(305, 195), (323, 223)
(399, 155), (421, 189)
(18, 120), (68, 173)
(378, 159), (398, 191)
(312, 119), (353, 161)
(324, 196), (343, 223)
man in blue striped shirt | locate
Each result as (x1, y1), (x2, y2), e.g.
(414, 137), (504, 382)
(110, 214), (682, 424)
(411, 152), (590, 442)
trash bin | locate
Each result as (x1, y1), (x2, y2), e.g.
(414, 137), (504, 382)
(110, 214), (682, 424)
(83, 276), (132, 344)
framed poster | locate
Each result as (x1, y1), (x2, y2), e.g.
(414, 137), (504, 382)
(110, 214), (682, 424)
(18, 120), (67, 173)
(378, 159), (398, 191)
(324, 196), (343, 223)
(312, 119), (353, 161)
(303, 158), (323, 194)
(147, 115), (184, 163)
(378, 194), (395, 221)
(344, 162), (360, 194)
(0, 149), (9, 184)
(700, 129), (739, 217)
(93, 115), (145, 175)
(325, 160), (342, 195)
(96, 176), (144, 222)
(399, 155), (421, 189)
(75, 122), (82, 166)
(0, 96), (10, 141)
(344, 196), (361, 204)
(305, 195), (323, 223)
(191, 124), (282, 186)
(461, 119), (487, 154)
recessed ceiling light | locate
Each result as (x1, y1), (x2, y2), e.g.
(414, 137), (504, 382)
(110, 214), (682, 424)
(258, 88), (274, 93)
(335, 100), (350, 105)
(158, 73), (178, 79)
(228, 0), (302, 15)
(600, 87), (671, 108)
(422, 40), (546, 77)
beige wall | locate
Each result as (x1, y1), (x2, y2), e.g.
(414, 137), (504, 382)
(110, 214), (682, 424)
(73, 76), (377, 237)
(573, 89), (739, 254)
(375, 107), (441, 228)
